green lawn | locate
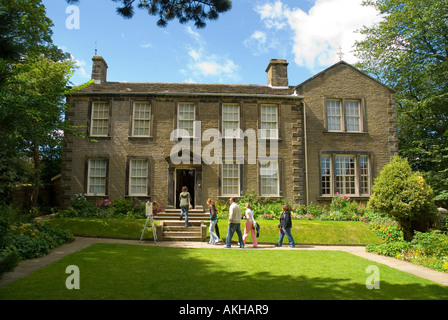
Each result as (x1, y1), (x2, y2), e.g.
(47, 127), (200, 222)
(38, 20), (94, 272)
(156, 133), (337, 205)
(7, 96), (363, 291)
(47, 218), (382, 245)
(1, 243), (447, 300)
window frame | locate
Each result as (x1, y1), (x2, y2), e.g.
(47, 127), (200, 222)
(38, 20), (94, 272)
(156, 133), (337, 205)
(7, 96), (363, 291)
(259, 158), (280, 197)
(221, 103), (241, 139)
(324, 98), (364, 133)
(131, 101), (152, 138)
(220, 159), (241, 197)
(86, 158), (108, 196)
(128, 158), (149, 197)
(319, 152), (372, 198)
(90, 101), (110, 137)
(260, 104), (279, 139)
(176, 102), (196, 138)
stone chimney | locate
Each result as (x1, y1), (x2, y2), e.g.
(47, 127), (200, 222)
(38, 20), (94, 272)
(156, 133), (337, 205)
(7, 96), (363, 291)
(266, 59), (288, 88)
(91, 55), (108, 84)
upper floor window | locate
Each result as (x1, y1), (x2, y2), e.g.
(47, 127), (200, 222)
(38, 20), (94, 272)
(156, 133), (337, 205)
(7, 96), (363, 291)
(260, 104), (278, 139)
(132, 102), (151, 137)
(222, 103), (240, 138)
(90, 102), (109, 137)
(177, 102), (195, 138)
(326, 99), (362, 133)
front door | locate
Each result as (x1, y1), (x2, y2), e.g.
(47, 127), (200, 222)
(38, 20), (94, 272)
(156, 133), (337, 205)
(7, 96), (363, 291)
(176, 169), (195, 209)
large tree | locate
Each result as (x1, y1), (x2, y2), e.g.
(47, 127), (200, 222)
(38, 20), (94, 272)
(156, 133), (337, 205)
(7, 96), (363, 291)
(0, 0), (77, 207)
(354, 0), (448, 205)
(66, 0), (232, 28)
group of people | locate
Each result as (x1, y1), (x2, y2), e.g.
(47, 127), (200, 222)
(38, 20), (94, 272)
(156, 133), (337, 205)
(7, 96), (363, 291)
(179, 187), (295, 248)
(208, 197), (296, 249)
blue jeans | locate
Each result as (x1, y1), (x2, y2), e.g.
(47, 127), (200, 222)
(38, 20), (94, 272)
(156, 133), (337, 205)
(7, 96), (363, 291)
(209, 219), (219, 243)
(225, 223), (244, 248)
(180, 205), (189, 226)
(278, 227), (295, 247)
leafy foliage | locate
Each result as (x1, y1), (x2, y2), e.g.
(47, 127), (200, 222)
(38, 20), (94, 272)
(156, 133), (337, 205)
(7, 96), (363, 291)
(367, 155), (439, 240)
(67, 0), (232, 28)
(354, 0), (448, 201)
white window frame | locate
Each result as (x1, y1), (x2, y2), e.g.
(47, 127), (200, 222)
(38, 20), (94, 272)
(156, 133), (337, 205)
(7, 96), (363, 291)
(345, 100), (361, 132)
(260, 159), (279, 196)
(90, 102), (109, 137)
(335, 155), (356, 195)
(222, 103), (240, 138)
(221, 160), (240, 196)
(321, 155), (331, 196)
(129, 159), (148, 196)
(177, 102), (196, 138)
(260, 104), (278, 139)
(326, 100), (342, 132)
(320, 153), (371, 197)
(132, 102), (151, 137)
(87, 159), (107, 196)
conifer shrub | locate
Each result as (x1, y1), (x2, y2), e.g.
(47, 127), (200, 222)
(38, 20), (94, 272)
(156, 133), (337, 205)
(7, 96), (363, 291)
(367, 156), (439, 241)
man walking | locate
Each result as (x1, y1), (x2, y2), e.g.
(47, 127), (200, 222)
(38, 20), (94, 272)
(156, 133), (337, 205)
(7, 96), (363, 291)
(224, 197), (244, 248)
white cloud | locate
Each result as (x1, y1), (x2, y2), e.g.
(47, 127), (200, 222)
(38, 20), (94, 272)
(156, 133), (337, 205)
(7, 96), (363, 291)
(253, 0), (381, 71)
(182, 27), (240, 83)
(70, 54), (89, 79)
(140, 42), (152, 49)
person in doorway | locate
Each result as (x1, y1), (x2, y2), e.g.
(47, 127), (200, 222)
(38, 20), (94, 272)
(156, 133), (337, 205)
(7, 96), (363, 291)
(179, 186), (191, 227)
(275, 204), (295, 248)
(224, 197), (244, 248)
(242, 203), (258, 248)
(207, 198), (220, 244)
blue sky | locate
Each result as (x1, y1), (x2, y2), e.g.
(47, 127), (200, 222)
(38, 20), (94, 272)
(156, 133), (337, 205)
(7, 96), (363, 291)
(42, 0), (381, 86)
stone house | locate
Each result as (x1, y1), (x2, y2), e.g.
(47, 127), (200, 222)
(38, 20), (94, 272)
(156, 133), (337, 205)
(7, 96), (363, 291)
(61, 56), (397, 211)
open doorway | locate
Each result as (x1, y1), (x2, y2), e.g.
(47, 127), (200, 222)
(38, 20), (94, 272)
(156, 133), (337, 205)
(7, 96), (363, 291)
(175, 169), (195, 209)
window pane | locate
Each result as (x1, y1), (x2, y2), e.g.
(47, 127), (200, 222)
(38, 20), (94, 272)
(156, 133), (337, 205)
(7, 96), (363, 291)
(178, 103), (195, 137)
(133, 102), (151, 136)
(222, 161), (239, 195)
(260, 160), (279, 196)
(335, 156), (355, 195)
(321, 155), (331, 195)
(326, 100), (341, 131)
(91, 102), (109, 136)
(88, 159), (107, 195)
(130, 159), (147, 195)
(222, 104), (239, 138)
(260, 105), (278, 139)
(345, 101), (360, 132)
(360, 155), (370, 195)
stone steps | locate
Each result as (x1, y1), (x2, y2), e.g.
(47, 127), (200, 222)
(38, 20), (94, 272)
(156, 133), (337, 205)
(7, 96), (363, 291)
(155, 214), (208, 242)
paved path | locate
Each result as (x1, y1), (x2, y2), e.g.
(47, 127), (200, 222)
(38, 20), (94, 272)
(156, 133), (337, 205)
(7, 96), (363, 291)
(1, 237), (448, 289)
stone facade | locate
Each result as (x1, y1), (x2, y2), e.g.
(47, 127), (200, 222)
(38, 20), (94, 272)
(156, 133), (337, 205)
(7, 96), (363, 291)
(61, 57), (397, 210)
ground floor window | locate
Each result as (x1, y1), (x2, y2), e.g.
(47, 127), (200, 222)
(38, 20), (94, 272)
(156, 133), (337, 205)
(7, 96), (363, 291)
(129, 159), (148, 196)
(320, 153), (371, 197)
(260, 159), (279, 196)
(87, 158), (108, 195)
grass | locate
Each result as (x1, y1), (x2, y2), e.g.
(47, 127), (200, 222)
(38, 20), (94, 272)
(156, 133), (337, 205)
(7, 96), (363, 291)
(1, 243), (447, 300)
(46, 218), (382, 245)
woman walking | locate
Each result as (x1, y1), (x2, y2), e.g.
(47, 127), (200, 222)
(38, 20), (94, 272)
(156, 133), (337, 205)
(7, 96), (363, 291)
(242, 203), (258, 248)
(207, 198), (220, 244)
(179, 186), (191, 227)
(276, 204), (295, 247)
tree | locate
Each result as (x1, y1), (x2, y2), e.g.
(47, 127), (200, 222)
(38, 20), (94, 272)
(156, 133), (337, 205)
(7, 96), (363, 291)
(2, 56), (76, 207)
(368, 156), (439, 241)
(66, 0), (232, 28)
(354, 0), (448, 203)
(0, 0), (77, 207)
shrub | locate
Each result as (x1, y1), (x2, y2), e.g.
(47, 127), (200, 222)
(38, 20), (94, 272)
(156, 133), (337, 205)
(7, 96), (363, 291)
(368, 156), (439, 241)
(112, 197), (145, 218)
(411, 230), (448, 258)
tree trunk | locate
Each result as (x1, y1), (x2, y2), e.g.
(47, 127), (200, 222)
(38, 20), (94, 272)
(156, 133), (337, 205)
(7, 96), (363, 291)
(31, 142), (41, 208)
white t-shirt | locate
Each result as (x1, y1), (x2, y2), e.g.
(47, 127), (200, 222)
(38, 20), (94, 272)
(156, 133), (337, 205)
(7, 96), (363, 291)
(245, 208), (254, 222)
